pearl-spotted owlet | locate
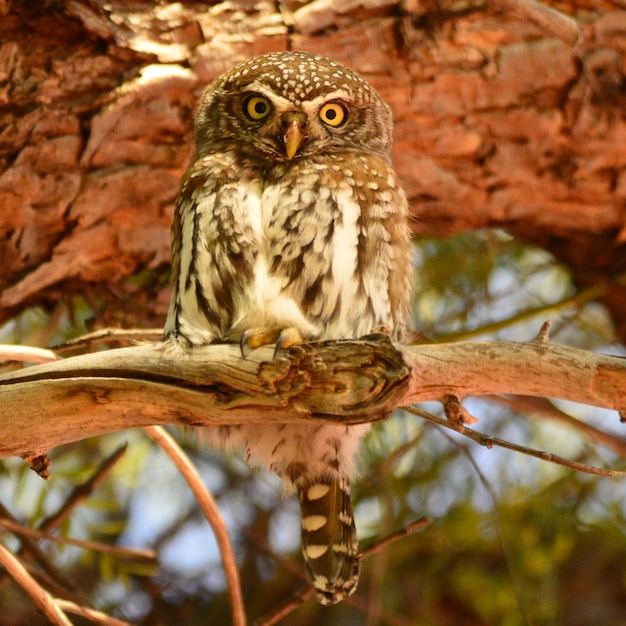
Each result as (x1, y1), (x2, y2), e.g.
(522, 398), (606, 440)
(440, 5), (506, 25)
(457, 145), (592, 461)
(165, 51), (412, 605)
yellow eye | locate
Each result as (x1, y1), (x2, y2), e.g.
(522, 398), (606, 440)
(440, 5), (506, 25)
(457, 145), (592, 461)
(319, 102), (347, 127)
(244, 95), (272, 121)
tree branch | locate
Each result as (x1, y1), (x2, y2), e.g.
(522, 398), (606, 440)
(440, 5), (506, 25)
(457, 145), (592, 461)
(407, 406), (626, 477)
(143, 426), (245, 626)
(1, 337), (625, 459)
(0, 542), (72, 626)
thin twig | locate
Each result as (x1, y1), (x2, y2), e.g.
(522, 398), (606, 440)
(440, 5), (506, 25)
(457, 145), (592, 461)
(54, 328), (163, 353)
(56, 599), (135, 626)
(152, 508), (199, 551)
(254, 588), (315, 626)
(366, 487), (393, 626)
(438, 432), (530, 626)
(0, 542), (72, 625)
(0, 445), (129, 605)
(427, 283), (605, 344)
(0, 502), (83, 601)
(406, 406), (626, 477)
(253, 517), (431, 626)
(487, 395), (626, 459)
(0, 553), (87, 607)
(0, 519), (156, 561)
(361, 517), (432, 558)
(0, 345), (59, 364)
(143, 426), (246, 626)
(377, 429), (429, 475)
(37, 443), (129, 534)
(243, 526), (308, 580)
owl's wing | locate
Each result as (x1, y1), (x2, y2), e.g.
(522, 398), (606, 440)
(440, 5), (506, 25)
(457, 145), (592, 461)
(165, 154), (259, 345)
(355, 155), (413, 340)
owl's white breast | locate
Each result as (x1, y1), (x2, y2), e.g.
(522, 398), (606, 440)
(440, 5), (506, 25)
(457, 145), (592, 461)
(228, 179), (320, 339)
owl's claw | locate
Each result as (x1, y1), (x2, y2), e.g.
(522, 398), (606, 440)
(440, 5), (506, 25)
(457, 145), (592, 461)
(240, 328), (281, 359)
(273, 327), (304, 359)
(239, 327), (304, 359)
(370, 324), (392, 336)
(360, 325), (393, 342)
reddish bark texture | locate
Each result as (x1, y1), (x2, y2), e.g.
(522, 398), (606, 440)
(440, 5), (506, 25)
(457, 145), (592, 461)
(0, 1), (625, 331)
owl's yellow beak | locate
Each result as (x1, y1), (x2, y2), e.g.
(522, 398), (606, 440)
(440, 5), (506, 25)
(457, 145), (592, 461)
(284, 120), (304, 159)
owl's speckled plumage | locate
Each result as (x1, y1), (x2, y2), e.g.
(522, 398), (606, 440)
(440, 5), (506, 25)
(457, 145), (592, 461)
(165, 51), (412, 604)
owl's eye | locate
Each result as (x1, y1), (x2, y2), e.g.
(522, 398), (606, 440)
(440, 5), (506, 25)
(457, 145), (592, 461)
(244, 95), (272, 121)
(318, 102), (348, 127)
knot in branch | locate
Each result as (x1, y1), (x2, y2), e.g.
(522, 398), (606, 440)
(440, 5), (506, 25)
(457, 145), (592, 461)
(258, 335), (411, 423)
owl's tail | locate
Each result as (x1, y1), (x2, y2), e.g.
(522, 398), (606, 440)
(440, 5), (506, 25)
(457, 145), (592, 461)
(297, 475), (360, 605)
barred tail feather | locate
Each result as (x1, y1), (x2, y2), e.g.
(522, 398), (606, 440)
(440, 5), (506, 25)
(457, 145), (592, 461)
(298, 476), (360, 605)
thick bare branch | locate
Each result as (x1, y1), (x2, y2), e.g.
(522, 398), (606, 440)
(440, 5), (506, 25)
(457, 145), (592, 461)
(1, 337), (625, 459)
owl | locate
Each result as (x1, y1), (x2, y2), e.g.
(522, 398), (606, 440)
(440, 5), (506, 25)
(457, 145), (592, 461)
(165, 51), (412, 605)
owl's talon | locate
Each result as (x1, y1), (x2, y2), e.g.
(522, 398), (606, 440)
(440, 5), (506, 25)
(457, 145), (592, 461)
(361, 325), (394, 342)
(240, 328), (282, 358)
(240, 333), (251, 359)
(273, 327), (304, 359)
(371, 324), (392, 336)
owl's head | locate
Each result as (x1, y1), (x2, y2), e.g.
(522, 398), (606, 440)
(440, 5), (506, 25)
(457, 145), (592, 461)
(194, 51), (394, 162)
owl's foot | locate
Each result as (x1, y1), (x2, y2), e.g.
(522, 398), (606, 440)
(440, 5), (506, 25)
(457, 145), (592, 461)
(240, 328), (281, 358)
(370, 324), (392, 336)
(239, 327), (304, 359)
(273, 327), (304, 359)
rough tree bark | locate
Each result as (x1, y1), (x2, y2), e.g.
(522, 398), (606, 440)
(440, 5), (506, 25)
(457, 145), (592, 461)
(1, 1), (625, 333)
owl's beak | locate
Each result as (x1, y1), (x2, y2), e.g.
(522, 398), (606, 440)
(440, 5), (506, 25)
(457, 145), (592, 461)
(283, 119), (305, 159)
